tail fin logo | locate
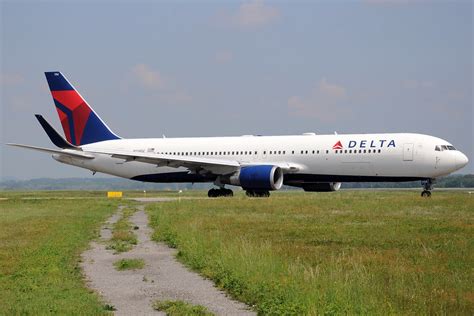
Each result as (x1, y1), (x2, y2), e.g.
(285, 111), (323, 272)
(332, 141), (343, 150)
(45, 72), (119, 146)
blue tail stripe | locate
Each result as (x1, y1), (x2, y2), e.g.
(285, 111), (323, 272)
(45, 72), (74, 91)
(81, 112), (120, 144)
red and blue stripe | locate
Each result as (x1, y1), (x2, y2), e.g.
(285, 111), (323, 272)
(45, 72), (119, 146)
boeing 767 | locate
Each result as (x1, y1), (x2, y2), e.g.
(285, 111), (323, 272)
(8, 72), (469, 197)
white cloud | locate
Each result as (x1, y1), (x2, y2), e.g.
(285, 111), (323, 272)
(131, 64), (165, 90)
(216, 0), (280, 29)
(215, 50), (234, 64)
(319, 78), (347, 98)
(234, 0), (280, 28)
(288, 78), (350, 122)
(127, 64), (192, 105)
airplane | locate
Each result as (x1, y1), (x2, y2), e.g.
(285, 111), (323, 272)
(8, 71), (469, 198)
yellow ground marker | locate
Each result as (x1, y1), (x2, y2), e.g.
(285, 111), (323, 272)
(107, 191), (123, 198)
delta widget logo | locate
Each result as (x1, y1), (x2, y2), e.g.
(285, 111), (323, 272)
(332, 139), (396, 150)
(332, 141), (343, 149)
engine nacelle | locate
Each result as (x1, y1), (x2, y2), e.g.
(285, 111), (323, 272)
(303, 182), (341, 192)
(223, 165), (284, 190)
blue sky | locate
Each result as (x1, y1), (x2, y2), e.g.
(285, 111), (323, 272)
(1, 0), (472, 179)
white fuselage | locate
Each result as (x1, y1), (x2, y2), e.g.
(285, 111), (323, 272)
(52, 132), (468, 186)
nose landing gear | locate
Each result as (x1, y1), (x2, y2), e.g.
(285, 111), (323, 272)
(421, 179), (434, 197)
(208, 188), (233, 198)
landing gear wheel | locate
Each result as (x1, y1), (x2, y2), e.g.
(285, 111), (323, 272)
(421, 190), (431, 198)
(208, 188), (233, 198)
(420, 179), (435, 198)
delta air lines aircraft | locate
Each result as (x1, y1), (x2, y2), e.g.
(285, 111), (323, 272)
(8, 72), (469, 197)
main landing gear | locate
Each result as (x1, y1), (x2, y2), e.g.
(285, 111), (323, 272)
(245, 190), (270, 198)
(208, 188), (233, 198)
(421, 179), (434, 197)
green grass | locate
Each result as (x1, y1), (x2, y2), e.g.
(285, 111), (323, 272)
(0, 193), (121, 314)
(148, 191), (474, 315)
(107, 207), (138, 253)
(0, 189), (206, 199)
(152, 300), (214, 316)
(114, 258), (145, 271)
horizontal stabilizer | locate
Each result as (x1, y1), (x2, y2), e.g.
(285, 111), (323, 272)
(35, 114), (77, 149)
(7, 143), (95, 159)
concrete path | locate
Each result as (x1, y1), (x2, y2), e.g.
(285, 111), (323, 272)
(81, 205), (255, 316)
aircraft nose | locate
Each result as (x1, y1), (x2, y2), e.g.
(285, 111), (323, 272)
(456, 152), (469, 169)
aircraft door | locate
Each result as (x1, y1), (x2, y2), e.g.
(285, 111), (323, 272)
(403, 143), (414, 161)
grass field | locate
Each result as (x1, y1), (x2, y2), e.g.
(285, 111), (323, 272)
(148, 191), (474, 315)
(0, 191), (123, 314)
(1, 190), (472, 315)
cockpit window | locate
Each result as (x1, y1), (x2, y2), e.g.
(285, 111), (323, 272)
(436, 145), (456, 151)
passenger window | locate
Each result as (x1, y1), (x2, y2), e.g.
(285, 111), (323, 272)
(305, 150), (308, 154)
(301, 150), (303, 154)
(292, 151), (294, 154)
(378, 149), (381, 153)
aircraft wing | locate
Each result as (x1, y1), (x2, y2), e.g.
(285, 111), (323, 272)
(89, 149), (241, 175)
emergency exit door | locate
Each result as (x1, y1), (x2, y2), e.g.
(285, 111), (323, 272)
(403, 143), (414, 161)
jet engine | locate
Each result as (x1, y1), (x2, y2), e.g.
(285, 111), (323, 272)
(302, 182), (342, 192)
(222, 165), (284, 190)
